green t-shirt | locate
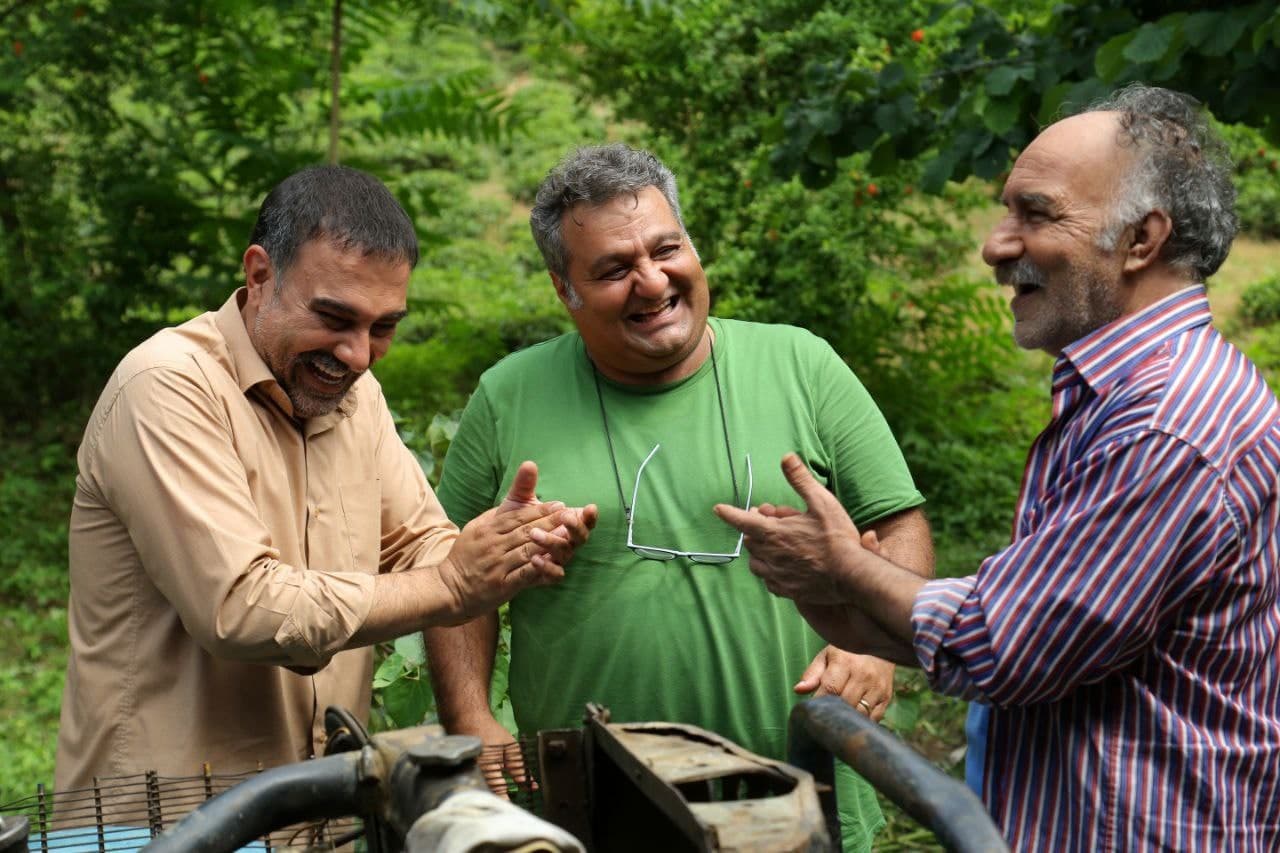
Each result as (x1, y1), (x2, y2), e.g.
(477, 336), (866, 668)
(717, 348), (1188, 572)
(438, 318), (924, 851)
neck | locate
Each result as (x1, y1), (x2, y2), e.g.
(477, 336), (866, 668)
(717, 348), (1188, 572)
(588, 324), (714, 387)
(1121, 268), (1198, 317)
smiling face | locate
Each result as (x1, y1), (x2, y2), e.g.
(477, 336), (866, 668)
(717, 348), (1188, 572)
(242, 238), (409, 418)
(553, 186), (711, 385)
(982, 112), (1133, 356)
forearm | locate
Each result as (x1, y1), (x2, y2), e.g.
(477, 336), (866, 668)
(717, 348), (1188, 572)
(424, 611), (500, 732)
(866, 508), (934, 579)
(836, 549), (928, 657)
(348, 566), (463, 648)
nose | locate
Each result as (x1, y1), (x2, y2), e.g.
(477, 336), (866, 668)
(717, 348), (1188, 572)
(981, 215), (1022, 268)
(631, 258), (669, 299)
(334, 331), (372, 373)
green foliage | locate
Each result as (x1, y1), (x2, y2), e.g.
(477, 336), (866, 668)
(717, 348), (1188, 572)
(1221, 123), (1280, 239)
(0, 0), (527, 430)
(769, 0), (1280, 192)
(1240, 274), (1280, 328)
(0, 429), (78, 803)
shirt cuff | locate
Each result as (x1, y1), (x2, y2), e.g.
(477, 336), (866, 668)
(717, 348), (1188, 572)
(912, 577), (986, 701)
(273, 571), (376, 668)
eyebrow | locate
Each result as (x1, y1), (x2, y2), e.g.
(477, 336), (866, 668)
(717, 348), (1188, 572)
(587, 231), (686, 275)
(310, 296), (409, 324)
(1008, 191), (1056, 209)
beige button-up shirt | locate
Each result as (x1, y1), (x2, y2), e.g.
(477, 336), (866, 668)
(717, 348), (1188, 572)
(55, 290), (457, 793)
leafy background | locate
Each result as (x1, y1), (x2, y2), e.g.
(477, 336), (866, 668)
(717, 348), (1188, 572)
(3, 1), (1280, 848)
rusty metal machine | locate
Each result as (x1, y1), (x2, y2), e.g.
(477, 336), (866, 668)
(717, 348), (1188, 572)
(0, 698), (1006, 852)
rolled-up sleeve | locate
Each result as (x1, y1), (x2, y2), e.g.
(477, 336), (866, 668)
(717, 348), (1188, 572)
(83, 365), (376, 668)
(910, 430), (1230, 706)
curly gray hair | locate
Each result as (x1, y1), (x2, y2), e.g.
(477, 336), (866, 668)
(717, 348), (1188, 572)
(1085, 84), (1237, 281)
(529, 144), (687, 306)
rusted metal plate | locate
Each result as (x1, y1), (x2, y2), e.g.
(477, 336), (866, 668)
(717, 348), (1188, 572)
(585, 714), (832, 852)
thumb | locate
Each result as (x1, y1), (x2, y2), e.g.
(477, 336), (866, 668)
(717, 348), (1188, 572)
(779, 453), (834, 513)
(498, 461), (539, 511)
(794, 649), (826, 694)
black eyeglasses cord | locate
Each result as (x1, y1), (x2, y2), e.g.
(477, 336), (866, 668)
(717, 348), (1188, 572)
(590, 334), (740, 523)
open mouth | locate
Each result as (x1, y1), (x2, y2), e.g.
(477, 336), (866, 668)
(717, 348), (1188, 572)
(303, 355), (351, 390)
(1014, 282), (1043, 297)
(627, 295), (680, 324)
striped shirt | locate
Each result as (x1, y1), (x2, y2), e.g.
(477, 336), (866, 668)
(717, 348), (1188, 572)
(912, 286), (1280, 851)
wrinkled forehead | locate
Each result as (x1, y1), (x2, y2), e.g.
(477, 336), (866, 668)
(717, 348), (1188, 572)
(1004, 111), (1132, 206)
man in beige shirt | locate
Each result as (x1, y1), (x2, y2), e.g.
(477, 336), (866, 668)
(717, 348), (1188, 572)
(55, 165), (596, 794)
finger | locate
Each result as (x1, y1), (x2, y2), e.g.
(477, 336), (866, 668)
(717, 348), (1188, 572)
(814, 651), (855, 700)
(714, 503), (771, 535)
(554, 506), (598, 546)
(529, 529), (576, 565)
(793, 650), (826, 695)
(503, 740), (533, 790)
(490, 503), (572, 535)
(861, 529), (881, 553)
(500, 461), (540, 509)
(505, 557), (565, 590)
(779, 453), (840, 516)
(479, 748), (514, 799)
(763, 504), (804, 519)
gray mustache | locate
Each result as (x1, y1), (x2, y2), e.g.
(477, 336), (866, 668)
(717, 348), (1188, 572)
(996, 259), (1048, 288)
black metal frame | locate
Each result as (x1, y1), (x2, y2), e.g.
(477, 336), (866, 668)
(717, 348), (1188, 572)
(788, 695), (1008, 853)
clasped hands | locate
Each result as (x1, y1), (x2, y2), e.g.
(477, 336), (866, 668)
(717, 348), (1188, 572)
(437, 460), (597, 624)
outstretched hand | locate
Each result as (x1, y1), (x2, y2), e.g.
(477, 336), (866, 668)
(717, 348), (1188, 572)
(714, 453), (864, 603)
(438, 461), (597, 623)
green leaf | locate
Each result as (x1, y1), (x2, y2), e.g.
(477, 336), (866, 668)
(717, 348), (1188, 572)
(1123, 21), (1176, 64)
(984, 65), (1022, 97)
(1037, 81), (1075, 127)
(383, 674), (435, 728)
(878, 62), (907, 90)
(874, 101), (904, 135)
(920, 149), (959, 194)
(1094, 31), (1135, 81)
(867, 137), (899, 176)
(883, 690), (922, 734)
(1184, 10), (1248, 57)
(972, 137), (1011, 180)
(489, 648), (511, 714)
(982, 95), (1021, 135)
(394, 633), (427, 666)
(373, 652), (406, 690)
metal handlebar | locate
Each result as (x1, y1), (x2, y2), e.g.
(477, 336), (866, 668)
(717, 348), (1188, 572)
(789, 696), (1008, 853)
(143, 751), (367, 852)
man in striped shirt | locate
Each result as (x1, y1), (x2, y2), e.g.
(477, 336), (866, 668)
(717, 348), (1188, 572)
(718, 84), (1280, 850)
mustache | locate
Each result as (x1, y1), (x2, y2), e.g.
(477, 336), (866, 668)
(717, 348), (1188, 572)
(995, 259), (1048, 288)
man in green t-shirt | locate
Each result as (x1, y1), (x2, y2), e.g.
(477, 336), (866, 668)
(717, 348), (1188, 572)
(424, 143), (934, 851)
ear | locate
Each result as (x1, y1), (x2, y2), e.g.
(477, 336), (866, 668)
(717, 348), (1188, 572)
(1122, 209), (1173, 274)
(550, 272), (575, 309)
(242, 245), (275, 309)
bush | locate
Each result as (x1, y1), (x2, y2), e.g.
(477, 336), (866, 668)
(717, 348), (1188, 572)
(1220, 123), (1280, 239)
(1240, 275), (1280, 328)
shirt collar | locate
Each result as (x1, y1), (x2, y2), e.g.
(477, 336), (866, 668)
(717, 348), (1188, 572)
(1053, 285), (1212, 397)
(214, 288), (358, 425)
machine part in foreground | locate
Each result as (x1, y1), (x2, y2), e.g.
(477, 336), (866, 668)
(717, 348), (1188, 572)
(789, 695), (1008, 853)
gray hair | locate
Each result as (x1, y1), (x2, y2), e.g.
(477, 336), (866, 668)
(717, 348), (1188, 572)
(248, 165), (418, 289)
(529, 144), (687, 297)
(1084, 84), (1237, 281)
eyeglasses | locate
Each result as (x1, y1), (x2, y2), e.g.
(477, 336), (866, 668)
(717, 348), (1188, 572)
(626, 443), (753, 564)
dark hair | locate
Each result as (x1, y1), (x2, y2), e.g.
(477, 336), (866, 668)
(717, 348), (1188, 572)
(248, 165), (418, 285)
(530, 143), (685, 283)
(1086, 84), (1237, 280)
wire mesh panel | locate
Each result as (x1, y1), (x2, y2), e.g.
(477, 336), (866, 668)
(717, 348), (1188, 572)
(0, 769), (361, 851)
